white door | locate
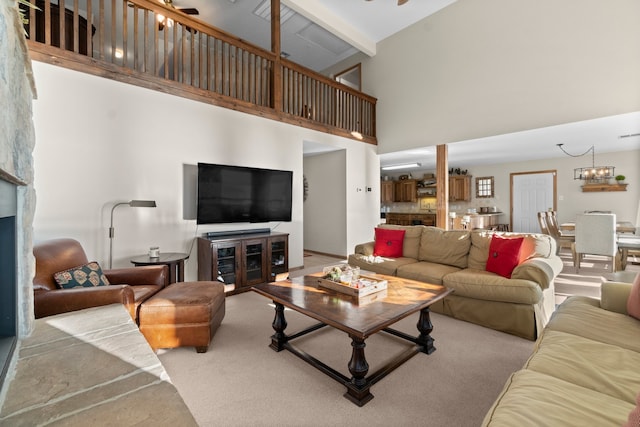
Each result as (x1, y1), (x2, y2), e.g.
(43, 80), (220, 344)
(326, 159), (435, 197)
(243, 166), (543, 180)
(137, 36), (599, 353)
(511, 172), (556, 233)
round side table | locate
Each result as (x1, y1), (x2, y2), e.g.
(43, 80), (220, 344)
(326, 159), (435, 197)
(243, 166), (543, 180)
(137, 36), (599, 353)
(130, 252), (189, 284)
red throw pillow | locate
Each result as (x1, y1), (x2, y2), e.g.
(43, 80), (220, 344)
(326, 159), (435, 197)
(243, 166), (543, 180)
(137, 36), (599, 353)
(627, 272), (640, 320)
(373, 228), (406, 258)
(624, 391), (640, 427)
(486, 235), (524, 278)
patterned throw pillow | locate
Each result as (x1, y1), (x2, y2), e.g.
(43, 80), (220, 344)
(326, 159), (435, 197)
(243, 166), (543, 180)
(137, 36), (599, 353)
(54, 262), (111, 289)
(485, 235), (524, 279)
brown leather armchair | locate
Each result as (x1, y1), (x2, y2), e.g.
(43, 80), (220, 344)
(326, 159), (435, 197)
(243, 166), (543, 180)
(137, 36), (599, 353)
(33, 238), (168, 321)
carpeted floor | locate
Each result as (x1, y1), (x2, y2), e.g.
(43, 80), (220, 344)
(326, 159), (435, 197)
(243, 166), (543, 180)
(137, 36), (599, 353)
(158, 256), (534, 426)
(158, 250), (638, 426)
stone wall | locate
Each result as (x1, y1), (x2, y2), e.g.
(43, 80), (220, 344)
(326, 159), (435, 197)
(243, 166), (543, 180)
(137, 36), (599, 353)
(0, 0), (37, 338)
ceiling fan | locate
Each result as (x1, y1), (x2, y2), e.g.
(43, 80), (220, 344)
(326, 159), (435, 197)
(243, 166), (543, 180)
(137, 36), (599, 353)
(157, 0), (199, 30)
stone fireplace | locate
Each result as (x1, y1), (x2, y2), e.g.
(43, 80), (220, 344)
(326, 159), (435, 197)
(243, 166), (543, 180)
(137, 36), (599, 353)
(0, 179), (18, 386)
(0, 0), (37, 395)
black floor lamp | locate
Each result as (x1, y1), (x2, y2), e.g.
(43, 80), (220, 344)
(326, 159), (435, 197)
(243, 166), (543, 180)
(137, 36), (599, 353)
(109, 200), (156, 268)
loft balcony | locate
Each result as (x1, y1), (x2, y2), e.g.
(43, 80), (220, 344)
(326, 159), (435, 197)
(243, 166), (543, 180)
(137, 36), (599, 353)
(23, 0), (377, 144)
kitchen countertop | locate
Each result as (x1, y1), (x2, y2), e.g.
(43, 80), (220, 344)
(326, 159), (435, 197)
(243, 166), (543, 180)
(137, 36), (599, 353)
(455, 212), (503, 216)
(384, 211), (437, 215)
(386, 211), (501, 216)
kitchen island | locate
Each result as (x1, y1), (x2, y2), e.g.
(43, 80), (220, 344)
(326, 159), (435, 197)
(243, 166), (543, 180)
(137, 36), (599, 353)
(385, 212), (437, 226)
(384, 212), (505, 230)
(453, 212), (504, 230)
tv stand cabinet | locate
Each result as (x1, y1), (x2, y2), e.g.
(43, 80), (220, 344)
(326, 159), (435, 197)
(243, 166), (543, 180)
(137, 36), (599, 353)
(197, 232), (288, 294)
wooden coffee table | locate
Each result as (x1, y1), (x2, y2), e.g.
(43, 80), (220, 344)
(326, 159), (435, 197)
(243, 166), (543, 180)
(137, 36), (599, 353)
(252, 273), (452, 406)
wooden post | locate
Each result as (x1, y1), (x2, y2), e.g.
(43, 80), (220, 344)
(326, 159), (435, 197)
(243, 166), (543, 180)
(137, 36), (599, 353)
(436, 144), (449, 229)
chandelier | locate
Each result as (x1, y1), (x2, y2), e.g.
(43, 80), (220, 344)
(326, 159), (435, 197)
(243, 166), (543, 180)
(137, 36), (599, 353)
(556, 144), (615, 181)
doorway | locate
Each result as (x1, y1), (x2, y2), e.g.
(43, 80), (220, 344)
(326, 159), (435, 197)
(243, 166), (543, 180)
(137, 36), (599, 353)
(334, 63), (361, 91)
(511, 171), (556, 233)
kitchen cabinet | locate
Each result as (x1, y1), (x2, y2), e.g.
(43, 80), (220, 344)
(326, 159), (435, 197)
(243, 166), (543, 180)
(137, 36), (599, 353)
(393, 180), (418, 202)
(381, 180), (395, 203)
(449, 176), (472, 202)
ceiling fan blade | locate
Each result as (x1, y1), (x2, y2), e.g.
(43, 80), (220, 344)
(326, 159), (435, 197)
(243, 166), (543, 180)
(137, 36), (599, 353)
(178, 7), (199, 15)
(398, 0), (409, 5)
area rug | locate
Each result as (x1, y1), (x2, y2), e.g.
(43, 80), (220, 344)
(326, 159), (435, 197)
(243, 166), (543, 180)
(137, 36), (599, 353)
(158, 291), (534, 427)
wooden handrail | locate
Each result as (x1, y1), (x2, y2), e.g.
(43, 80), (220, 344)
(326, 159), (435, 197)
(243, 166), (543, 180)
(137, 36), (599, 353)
(22, 0), (377, 143)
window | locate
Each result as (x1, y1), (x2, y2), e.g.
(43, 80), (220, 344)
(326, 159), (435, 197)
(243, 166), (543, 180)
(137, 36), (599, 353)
(476, 176), (494, 198)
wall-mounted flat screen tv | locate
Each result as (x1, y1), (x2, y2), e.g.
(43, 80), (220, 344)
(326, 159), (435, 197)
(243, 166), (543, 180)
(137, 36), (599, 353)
(197, 163), (293, 224)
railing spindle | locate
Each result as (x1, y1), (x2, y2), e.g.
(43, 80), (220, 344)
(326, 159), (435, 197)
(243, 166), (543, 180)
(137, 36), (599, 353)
(98, 0), (104, 59)
(86, 0), (92, 57)
(28, 1), (36, 45)
(143, 9), (148, 73)
(44, 0), (51, 46)
(122, 0), (127, 67)
(133, 5), (138, 70)
(73, 0), (78, 54)
(59, 0), (65, 50)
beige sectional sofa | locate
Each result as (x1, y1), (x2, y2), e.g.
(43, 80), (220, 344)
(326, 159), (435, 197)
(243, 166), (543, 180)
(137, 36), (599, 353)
(348, 224), (564, 340)
(482, 279), (640, 426)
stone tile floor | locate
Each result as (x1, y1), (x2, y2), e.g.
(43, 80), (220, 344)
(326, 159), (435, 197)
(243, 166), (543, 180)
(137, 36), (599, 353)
(0, 305), (197, 426)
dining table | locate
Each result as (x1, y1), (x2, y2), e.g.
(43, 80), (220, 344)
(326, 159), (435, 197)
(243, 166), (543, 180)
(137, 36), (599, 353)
(616, 234), (640, 271)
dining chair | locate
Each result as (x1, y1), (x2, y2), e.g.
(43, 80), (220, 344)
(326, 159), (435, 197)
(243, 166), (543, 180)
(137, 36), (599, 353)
(537, 212), (549, 235)
(574, 213), (617, 273)
(546, 211), (574, 236)
(545, 212), (576, 263)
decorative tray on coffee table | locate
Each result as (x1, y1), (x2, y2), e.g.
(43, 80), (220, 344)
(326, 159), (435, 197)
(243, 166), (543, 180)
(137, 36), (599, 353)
(306, 264), (387, 298)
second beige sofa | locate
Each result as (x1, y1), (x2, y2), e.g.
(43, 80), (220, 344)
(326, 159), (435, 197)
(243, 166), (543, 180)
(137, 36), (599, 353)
(482, 279), (640, 426)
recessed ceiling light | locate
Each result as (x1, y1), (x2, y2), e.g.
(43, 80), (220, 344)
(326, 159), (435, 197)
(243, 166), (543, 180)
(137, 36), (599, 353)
(381, 163), (421, 171)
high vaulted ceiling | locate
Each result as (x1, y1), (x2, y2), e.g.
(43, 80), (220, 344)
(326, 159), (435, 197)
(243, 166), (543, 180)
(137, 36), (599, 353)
(169, 1), (640, 169)
(169, 0), (456, 72)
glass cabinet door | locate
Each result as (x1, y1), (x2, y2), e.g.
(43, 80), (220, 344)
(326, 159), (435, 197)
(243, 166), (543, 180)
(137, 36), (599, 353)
(214, 242), (240, 285)
(243, 239), (267, 286)
(268, 236), (288, 280)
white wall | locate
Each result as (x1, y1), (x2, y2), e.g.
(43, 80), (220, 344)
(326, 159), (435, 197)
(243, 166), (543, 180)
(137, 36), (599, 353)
(31, 61), (380, 279)
(474, 149), (640, 226)
(364, 0), (640, 154)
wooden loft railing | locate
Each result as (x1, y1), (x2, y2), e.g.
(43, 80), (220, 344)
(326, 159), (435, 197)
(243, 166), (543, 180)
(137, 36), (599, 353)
(23, 0), (377, 144)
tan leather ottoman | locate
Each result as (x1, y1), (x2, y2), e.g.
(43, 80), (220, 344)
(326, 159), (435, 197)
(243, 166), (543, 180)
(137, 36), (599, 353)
(138, 281), (225, 353)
